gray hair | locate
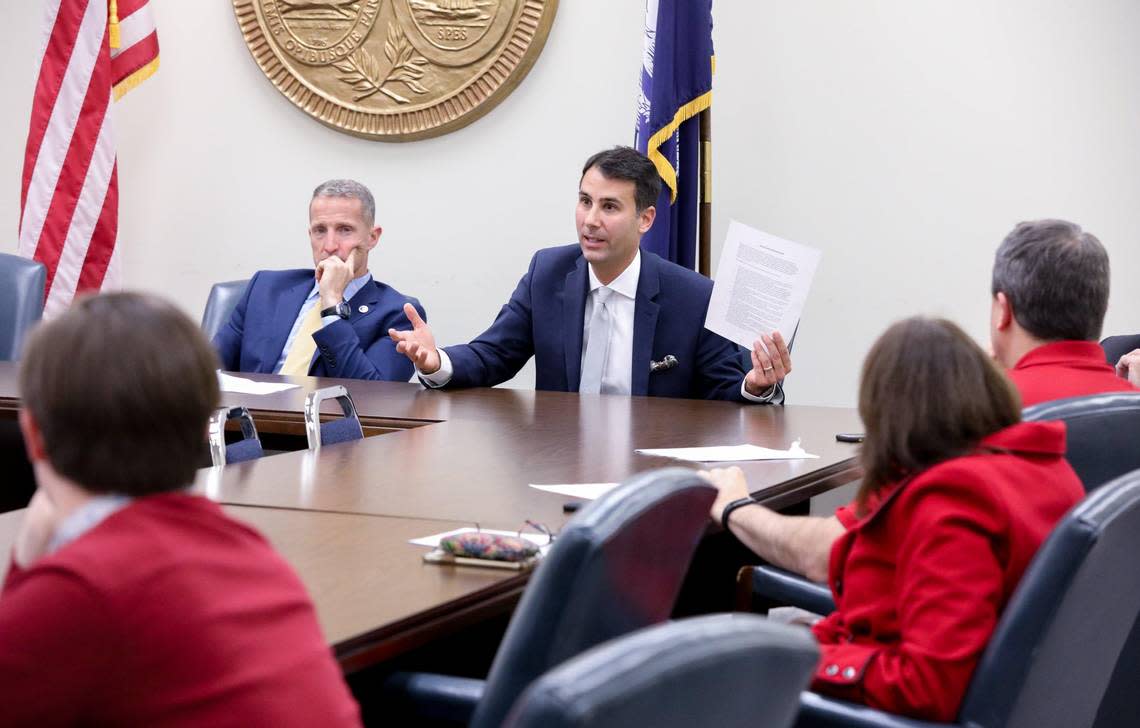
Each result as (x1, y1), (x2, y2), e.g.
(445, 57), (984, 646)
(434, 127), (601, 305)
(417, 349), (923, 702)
(311, 179), (376, 225)
(991, 219), (1110, 342)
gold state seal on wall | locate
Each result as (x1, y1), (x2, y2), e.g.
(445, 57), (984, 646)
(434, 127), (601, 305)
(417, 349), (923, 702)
(234, 0), (558, 141)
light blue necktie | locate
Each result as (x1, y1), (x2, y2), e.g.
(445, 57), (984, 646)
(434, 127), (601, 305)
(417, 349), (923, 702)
(579, 287), (614, 394)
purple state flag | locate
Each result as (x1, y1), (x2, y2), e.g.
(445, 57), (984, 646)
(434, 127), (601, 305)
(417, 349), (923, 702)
(634, 0), (714, 270)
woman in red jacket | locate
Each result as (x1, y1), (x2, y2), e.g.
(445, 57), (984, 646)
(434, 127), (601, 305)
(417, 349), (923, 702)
(706, 317), (1084, 721)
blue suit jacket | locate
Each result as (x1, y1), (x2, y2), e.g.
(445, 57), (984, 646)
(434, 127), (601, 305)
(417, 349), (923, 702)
(213, 269), (424, 382)
(443, 245), (782, 402)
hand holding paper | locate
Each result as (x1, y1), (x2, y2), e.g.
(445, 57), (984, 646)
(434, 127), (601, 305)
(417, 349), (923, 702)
(705, 220), (821, 352)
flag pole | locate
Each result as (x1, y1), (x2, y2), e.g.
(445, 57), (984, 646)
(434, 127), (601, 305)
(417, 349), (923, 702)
(698, 107), (712, 277)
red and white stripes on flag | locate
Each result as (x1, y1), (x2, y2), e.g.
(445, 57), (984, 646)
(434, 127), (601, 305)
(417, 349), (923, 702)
(18, 0), (158, 318)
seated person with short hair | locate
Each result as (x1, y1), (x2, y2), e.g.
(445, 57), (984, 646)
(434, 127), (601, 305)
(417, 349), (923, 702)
(704, 317), (1083, 721)
(0, 293), (361, 726)
(388, 146), (791, 402)
(214, 179), (424, 381)
(990, 219), (1137, 405)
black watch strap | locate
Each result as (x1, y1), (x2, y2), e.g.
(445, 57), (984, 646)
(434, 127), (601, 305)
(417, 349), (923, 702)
(320, 301), (350, 320)
(721, 496), (758, 532)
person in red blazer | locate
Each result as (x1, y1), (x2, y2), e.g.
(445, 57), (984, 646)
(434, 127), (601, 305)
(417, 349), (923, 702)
(0, 293), (361, 727)
(988, 219), (1136, 406)
(705, 317), (1084, 721)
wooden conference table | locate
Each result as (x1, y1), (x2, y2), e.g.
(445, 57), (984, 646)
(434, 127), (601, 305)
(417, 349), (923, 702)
(0, 363), (863, 673)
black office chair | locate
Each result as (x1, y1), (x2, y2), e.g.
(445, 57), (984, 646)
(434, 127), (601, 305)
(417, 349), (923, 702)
(743, 391), (1140, 618)
(1100, 334), (1140, 367)
(791, 467), (1140, 728)
(1021, 391), (1140, 492)
(200, 278), (249, 342)
(206, 406), (264, 466)
(383, 468), (717, 728)
(304, 385), (364, 449)
(503, 614), (819, 728)
(0, 252), (46, 361)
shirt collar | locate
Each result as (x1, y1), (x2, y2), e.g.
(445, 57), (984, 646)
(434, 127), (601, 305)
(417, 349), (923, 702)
(307, 271), (373, 302)
(1012, 340), (1109, 370)
(587, 249), (641, 300)
(46, 493), (133, 555)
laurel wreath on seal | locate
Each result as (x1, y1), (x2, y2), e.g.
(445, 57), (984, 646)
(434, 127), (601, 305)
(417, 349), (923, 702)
(333, 24), (430, 104)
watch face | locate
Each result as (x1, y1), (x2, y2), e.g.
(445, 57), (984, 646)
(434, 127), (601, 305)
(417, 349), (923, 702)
(336, 302), (351, 319)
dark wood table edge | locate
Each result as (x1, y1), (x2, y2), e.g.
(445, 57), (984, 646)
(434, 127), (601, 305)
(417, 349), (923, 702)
(334, 574), (528, 674)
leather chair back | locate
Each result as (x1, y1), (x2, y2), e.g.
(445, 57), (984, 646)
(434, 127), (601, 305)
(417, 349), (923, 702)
(0, 253), (46, 361)
(200, 279), (249, 342)
(955, 469), (1140, 728)
(469, 468), (716, 728)
(206, 406), (264, 466)
(504, 614), (819, 728)
(1100, 334), (1140, 367)
(1022, 392), (1140, 491)
(303, 385), (363, 449)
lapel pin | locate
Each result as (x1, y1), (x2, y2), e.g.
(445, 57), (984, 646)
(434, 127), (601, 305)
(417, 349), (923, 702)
(358, 305), (370, 314)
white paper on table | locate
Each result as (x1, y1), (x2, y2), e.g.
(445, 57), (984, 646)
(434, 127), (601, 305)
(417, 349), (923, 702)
(635, 442), (819, 463)
(529, 482), (620, 500)
(409, 527), (552, 550)
(705, 220), (822, 349)
(217, 371), (300, 395)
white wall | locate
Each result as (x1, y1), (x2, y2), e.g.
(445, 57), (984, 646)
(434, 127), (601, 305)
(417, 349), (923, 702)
(4, 1), (1139, 407)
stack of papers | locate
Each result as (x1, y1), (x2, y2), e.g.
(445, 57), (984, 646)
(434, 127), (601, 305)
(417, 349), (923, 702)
(635, 442), (818, 463)
(217, 371), (299, 395)
(528, 483), (620, 500)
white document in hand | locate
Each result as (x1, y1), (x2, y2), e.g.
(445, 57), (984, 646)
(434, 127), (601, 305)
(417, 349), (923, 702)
(705, 220), (822, 349)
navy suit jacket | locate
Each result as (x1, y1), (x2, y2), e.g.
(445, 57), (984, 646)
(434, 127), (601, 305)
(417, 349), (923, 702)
(443, 245), (782, 403)
(213, 269), (424, 382)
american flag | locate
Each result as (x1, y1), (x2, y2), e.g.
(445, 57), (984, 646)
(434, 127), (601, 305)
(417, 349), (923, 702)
(18, 0), (159, 318)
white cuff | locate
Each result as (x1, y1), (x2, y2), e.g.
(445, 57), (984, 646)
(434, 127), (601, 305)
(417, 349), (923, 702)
(418, 348), (454, 388)
(741, 378), (777, 403)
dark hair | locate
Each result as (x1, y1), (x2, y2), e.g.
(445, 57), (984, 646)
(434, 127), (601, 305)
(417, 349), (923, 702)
(991, 219), (1110, 341)
(580, 146), (662, 212)
(19, 292), (220, 495)
(856, 317), (1021, 511)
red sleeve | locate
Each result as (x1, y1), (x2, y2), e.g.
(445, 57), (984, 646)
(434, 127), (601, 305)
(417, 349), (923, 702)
(0, 564), (114, 723)
(834, 501), (858, 529)
(812, 480), (1006, 721)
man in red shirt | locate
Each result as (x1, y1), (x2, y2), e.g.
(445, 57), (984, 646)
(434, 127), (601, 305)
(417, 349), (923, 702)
(0, 293), (362, 727)
(989, 219), (1136, 406)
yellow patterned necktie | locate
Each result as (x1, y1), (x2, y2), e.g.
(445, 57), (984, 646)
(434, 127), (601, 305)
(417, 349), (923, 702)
(279, 302), (322, 375)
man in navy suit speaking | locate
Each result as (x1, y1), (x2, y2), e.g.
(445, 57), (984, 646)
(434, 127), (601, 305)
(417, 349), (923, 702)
(389, 147), (790, 402)
(214, 179), (424, 381)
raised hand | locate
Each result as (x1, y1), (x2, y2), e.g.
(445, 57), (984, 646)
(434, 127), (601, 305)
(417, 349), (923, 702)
(388, 302), (441, 374)
(1117, 348), (1140, 388)
(744, 330), (792, 397)
(317, 249), (356, 309)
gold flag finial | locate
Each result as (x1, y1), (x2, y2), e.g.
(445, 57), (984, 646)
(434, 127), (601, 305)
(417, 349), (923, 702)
(109, 0), (121, 49)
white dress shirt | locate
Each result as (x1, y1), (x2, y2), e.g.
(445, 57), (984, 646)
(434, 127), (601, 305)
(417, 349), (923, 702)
(581, 250), (640, 395)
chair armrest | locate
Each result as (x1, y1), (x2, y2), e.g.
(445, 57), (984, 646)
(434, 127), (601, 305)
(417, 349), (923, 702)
(382, 672), (485, 725)
(795, 691), (950, 728)
(744, 565), (837, 616)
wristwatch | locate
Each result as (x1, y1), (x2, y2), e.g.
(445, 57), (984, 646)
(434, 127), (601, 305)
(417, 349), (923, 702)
(720, 496), (759, 532)
(320, 301), (351, 320)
